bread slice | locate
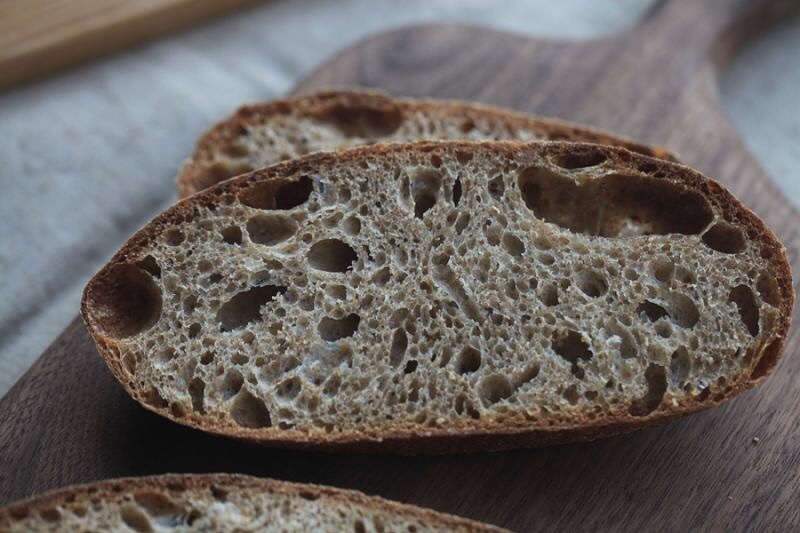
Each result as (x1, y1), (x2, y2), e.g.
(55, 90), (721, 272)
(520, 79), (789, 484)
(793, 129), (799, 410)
(0, 474), (503, 531)
(176, 88), (676, 197)
(82, 141), (793, 453)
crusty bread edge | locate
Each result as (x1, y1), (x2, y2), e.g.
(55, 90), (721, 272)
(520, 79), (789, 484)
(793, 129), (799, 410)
(176, 87), (678, 197)
(84, 141), (794, 454)
(0, 473), (505, 531)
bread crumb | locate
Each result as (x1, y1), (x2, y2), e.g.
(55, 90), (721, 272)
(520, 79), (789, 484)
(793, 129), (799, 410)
(85, 141), (790, 451)
(0, 474), (497, 531)
(752, 437), (760, 444)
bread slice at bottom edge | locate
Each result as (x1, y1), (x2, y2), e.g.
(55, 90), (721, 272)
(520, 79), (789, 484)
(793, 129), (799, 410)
(82, 141), (793, 454)
(0, 473), (505, 532)
(176, 87), (677, 197)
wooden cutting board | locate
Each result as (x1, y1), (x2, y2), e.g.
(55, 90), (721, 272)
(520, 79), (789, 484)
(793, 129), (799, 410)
(1, 0), (799, 530)
(0, 0), (263, 91)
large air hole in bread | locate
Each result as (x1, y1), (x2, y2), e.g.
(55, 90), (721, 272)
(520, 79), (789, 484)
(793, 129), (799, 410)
(84, 263), (162, 338)
(311, 102), (404, 138)
(217, 285), (286, 331)
(239, 175), (313, 210)
(83, 142), (791, 452)
(517, 167), (713, 236)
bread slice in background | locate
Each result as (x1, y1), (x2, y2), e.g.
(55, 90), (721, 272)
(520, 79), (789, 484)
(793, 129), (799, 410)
(176, 88), (676, 197)
(83, 141), (793, 453)
(0, 474), (503, 532)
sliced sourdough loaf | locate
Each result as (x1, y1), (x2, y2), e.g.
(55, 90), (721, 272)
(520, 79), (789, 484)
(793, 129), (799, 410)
(176, 88), (675, 197)
(0, 474), (503, 532)
(82, 141), (793, 453)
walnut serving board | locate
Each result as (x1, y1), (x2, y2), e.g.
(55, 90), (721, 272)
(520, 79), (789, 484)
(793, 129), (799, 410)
(1, 0), (799, 530)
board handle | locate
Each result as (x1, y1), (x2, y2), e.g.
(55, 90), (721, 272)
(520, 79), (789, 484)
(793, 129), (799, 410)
(634, 0), (798, 67)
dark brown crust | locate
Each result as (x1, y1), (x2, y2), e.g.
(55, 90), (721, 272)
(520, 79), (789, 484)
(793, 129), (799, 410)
(83, 141), (794, 454)
(176, 88), (678, 197)
(0, 473), (505, 531)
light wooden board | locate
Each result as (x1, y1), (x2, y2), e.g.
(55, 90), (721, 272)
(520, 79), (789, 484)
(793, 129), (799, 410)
(0, 0), (262, 91)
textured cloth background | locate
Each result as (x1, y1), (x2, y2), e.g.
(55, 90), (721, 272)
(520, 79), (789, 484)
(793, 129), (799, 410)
(0, 0), (798, 395)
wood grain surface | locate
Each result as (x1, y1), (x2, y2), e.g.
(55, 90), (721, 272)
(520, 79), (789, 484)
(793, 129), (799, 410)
(1, 0), (799, 530)
(0, 0), (263, 91)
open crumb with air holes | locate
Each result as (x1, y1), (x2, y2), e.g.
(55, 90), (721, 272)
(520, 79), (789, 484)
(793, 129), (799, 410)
(82, 141), (793, 453)
(176, 88), (676, 197)
(0, 474), (504, 532)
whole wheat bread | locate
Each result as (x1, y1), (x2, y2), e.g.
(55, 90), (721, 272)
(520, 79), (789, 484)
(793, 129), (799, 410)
(0, 474), (502, 531)
(82, 141), (793, 453)
(176, 88), (675, 197)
